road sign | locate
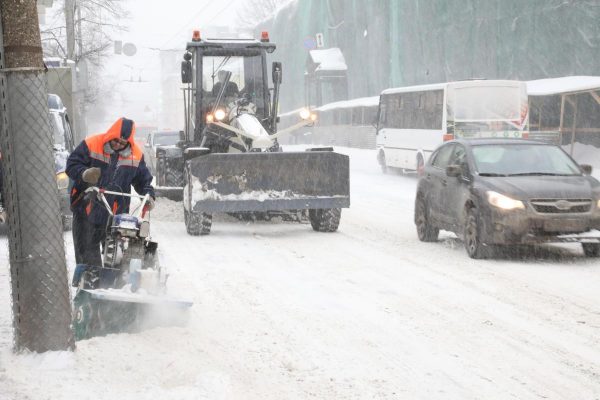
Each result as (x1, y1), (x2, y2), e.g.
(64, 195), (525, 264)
(316, 33), (324, 48)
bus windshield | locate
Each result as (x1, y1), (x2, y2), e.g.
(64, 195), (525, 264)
(448, 85), (524, 123)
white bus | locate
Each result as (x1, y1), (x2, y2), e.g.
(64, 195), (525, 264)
(376, 80), (529, 174)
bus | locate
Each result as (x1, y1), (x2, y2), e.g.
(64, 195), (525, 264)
(278, 96), (379, 149)
(376, 80), (528, 174)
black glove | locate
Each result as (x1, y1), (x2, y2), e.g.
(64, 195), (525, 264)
(82, 167), (101, 184)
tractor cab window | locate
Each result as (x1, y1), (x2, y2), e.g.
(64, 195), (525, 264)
(201, 55), (266, 117)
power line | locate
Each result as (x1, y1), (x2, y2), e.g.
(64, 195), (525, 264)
(159, 0), (238, 49)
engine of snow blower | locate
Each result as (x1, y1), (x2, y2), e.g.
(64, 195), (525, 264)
(72, 187), (192, 340)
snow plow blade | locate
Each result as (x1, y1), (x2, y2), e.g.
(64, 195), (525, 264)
(187, 151), (350, 213)
(72, 289), (192, 341)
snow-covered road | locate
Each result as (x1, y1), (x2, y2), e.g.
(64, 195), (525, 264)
(1, 147), (600, 400)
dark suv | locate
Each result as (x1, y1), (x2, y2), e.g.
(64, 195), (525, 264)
(414, 139), (600, 258)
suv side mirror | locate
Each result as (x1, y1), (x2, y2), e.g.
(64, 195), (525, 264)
(181, 60), (192, 84)
(446, 165), (462, 177)
(580, 164), (593, 175)
(272, 62), (282, 84)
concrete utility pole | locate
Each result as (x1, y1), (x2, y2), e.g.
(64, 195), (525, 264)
(64, 0), (76, 60)
(0, 0), (75, 352)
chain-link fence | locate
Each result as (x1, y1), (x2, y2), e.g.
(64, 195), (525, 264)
(0, 5), (74, 351)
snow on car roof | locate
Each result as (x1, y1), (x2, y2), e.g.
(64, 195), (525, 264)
(309, 48), (347, 71)
(526, 76), (600, 96)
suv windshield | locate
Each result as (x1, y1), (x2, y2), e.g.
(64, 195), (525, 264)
(472, 144), (581, 176)
(153, 132), (179, 146)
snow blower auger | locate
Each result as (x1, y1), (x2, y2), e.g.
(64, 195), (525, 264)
(72, 187), (192, 341)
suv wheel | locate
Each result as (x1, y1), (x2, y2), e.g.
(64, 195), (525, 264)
(464, 207), (490, 259)
(582, 243), (600, 257)
(415, 197), (438, 242)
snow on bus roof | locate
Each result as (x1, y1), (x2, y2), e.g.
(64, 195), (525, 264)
(317, 96), (380, 112)
(381, 79), (525, 95)
(526, 76), (600, 96)
(279, 96), (379, 118)
(309, 48), (347, 71)
(381, 82), (447, 95)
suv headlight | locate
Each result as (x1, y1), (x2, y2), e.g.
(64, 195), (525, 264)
(56, 172), (69, 191)
(486, 191), (525, 210)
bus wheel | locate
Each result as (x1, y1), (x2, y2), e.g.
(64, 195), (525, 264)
(416, 154), (425, 177)
(378, 151), (388, 174)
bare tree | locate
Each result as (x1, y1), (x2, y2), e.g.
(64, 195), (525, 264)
(41, 0), (128, 64)
(236, 0), (292, 27)
(40, 0), (129, 132)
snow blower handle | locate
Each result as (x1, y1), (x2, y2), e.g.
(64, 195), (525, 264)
(84, 187), (150, 218)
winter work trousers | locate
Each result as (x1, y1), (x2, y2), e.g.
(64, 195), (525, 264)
(72, 211), (105, 267)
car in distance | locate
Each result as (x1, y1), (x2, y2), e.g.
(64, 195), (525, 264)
(143, 130), (181, 174)
(414, 139), (600, 258)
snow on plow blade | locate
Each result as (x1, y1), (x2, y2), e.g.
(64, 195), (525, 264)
(188, 151), (350, 213)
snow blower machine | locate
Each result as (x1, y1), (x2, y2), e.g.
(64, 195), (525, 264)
(72, 187), (192, 340)
(154, 31), (350, 235)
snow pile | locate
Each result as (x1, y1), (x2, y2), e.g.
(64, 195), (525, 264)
(190, 176), (340, 202)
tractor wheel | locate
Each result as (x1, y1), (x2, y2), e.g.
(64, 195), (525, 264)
(309, 208), (341, 232)
(185, 210), (212, 236)
(165, 169), (184, 201)
(156, 157), (166, 186)
(378, 151), (388, 174)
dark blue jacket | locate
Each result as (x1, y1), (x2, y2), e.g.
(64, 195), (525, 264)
(66, 118), (155, 226)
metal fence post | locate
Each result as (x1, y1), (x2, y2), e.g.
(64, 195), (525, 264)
(0, 0), (74, 352)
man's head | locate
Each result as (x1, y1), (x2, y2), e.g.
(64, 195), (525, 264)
(109, 137), (129, 151)
(107, 117), (134, 151)
(217, 70), (229, 82)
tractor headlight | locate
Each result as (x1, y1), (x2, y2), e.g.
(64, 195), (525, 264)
(214, 109), (226, 121)
(299, 108), (310, 120)
(310, 112), (317, 122)
(206, 113), (214, 123)
(486, 191), (525, 210)
(56, 171), (69, 191)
